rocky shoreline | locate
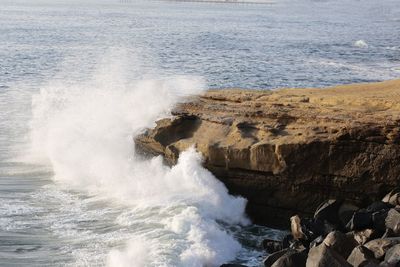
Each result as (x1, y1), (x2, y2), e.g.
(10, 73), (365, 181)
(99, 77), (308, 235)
(135, 80), (400, 265)
(222, 190), (400, 266)
(135, 79), (400, 229)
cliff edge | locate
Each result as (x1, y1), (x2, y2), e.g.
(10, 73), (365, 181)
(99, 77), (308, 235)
(135, 80), (400, 228)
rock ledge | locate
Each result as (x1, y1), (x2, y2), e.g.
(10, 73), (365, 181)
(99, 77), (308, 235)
(135, 80), (400, 227)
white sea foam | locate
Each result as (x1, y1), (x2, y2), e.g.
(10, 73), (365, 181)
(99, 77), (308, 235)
(27, 50), (249, 266)
(108, 238), (152, 267)
(353, 40), (368, 48)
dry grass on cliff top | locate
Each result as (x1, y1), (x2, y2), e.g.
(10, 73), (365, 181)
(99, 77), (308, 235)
(205, 79), (400, 114)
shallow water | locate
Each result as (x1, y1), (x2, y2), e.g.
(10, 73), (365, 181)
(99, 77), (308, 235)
(0, 0), (399, 266)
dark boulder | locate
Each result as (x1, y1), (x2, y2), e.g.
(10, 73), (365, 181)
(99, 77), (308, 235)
(382, 228), (396, 239)
(346, 202), (394, 232)
(270, 249), (307, 267)
(366, 201), (394, 213)
(298, 216), (338, 243)
(353, 229), (378, 245)
(289, 240), (306, 251)
(383, 189), (400, 206)
(364, 238), (400, 259)
(361, 262), (380, 267)
(346, 211), (373, 231)
(299, 218), (325, 240)
(347, 245), (377, 267)
(322, 231), (357, 259)
(338, 202), (359, 226)
(386, 209), (400, 236)
(314, 200), (343, 229)
(372, 209), (389, 233)
(309, 236), (324, 249)
(282, 234), (294, 249)
(384, 243), (400, 265)
(306, 243), (352, 267)
(264, 249), (290, 267)
(290, 215), (305, 240)
(262, 238), (283, 254)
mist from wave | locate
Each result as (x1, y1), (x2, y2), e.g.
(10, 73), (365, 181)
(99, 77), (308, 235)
(23, 49), (250, 267)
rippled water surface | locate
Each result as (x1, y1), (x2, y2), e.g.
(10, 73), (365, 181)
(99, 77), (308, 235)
(0, 0), (399, 266)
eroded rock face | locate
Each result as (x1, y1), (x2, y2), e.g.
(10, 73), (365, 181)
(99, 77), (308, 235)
(135, 80), (400, 227)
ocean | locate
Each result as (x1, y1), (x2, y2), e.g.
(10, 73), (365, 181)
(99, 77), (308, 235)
(0, 0), (399, 266)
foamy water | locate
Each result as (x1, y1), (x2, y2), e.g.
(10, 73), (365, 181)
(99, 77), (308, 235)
(0, 0), (399, 266)
(27, 57), (249, 266)
(0, 50), (279, 266)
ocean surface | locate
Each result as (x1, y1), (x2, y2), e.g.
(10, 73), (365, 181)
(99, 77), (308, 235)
(0, 0), (399, 266)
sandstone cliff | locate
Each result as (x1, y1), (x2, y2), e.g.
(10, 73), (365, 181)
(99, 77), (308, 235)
(135, 80), (400, 228)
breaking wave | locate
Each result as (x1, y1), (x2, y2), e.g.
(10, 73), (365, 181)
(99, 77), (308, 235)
(26, 51), (249, 266)
(353, 40), (368, 48)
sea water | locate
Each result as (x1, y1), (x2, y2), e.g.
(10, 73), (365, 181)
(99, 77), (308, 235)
(0, 0), (399, 266)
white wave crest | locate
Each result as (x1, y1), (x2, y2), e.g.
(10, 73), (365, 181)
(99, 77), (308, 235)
(27, 49), (249, 266)
(353, 39), (368, 48)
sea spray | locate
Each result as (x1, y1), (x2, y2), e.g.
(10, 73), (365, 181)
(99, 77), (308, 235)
(27, 54), (249, 266)
(353, 40), (368, 48)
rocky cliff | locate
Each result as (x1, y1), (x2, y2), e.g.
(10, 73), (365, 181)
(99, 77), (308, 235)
(135, 80), (400, 228)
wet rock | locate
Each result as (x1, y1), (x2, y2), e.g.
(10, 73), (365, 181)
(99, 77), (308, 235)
(366, 202), (394, 213)
(346, 211), (373, 231)
(309, 236), (324, 248)
(298, 216), (338, 242)
(262, 238), (283, 254)
(314, 200), (342, 224)
(382, 228), (396, 239)
(362, 262), (380, 267)
(323, 231), (357, 259)
(262, 191), (400, 267)
(372, 209), (390, 233)
(353, 229), (377, 245)
(347, 246), (377, 267)
(264, 249), (290, 267)
(290, 215), (305, 240)
(364, 238), (400, 259)
(299, 218), (325, 240)
(314, 199), (342, 221)
(383, 190), (400, 206)
(270, 249), (307, 267)
(386, 209), (400, 235)
(289, 240), (307, 251)
(384, 243), (400, 265)
(338, 202), (359, 226)
(306, 243), (352, 267)
(282, 234), (294, 249)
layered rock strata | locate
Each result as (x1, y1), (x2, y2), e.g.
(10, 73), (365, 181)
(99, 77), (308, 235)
(135, 80), (400, 228)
